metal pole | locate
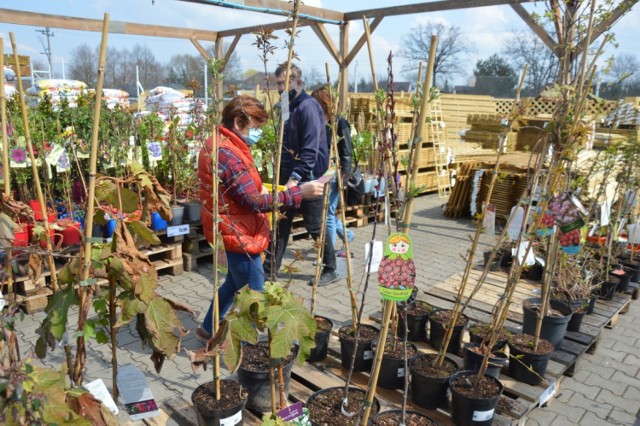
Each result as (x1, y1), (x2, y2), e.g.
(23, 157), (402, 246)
(61, 57), (65, 80)
(204, 60), (209, 107)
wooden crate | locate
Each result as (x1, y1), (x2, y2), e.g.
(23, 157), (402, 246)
(142, 243), (184, 276)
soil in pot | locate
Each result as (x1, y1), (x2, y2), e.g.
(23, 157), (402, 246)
(468, 322), (511, 351)
(192, 379), (247, 426)
(371, 410), (439, 426)
(237, 342), (295, 413)
(308, 316), (333, 363)
(307, 386), (379, 426)
(397, 301), (431, 341)
(463, 343), (508, 379)
(409, 353), (458, 410)
(450, 371), (503, 426)
(376, 338), (418, 389)
(522, 298), (572, 350)
(508, 334), (554, 385)
(338, 324), (379, 372)
(429, 309), (468, 354)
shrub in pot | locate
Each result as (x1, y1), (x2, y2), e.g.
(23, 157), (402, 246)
(307, 386), (380, 426)
(468, 322), (511, 352)
(463, 343), (508, 379)
(522, 298), (572, 350)
(409, 353), (458, 410)
(449, 370), (504, 426)
(307, 316), (333, 363)
(338, 324), (379, 372)
(374, 337), (418, 389)
(508, 333), (554, 385)
(396, 300), (431, 342)
(191, 379), (247, 425)
(429, 309), (468, 354)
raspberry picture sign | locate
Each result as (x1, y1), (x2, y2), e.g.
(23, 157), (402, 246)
(378, 232), (416, 302)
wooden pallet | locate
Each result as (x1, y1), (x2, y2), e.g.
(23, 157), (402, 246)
(444, 161), (478, 218)
(421, 267), (631, 379)
(142, 243), (183, 276)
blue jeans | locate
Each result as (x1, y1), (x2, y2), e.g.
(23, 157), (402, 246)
(202, 251), (264, 334)
(327, 180), (354, 247)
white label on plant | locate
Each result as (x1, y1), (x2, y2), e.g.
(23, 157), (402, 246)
(540, 380), (558, 405)
(220, 410), (243, 425)
(397, 367), (405, 378)
(364, 240), (383, 273)
(167, 224), (190, 237)
(472, 409), (494, 422)
(363, 350), (373, 360)
(539, 380), (557, 406)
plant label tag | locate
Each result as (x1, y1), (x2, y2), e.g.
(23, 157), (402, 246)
(539, 380), (557, 406)
(83, 379), (119, 415)
(281, 91), (290, 122)
(363, 350), (373, 360)
(364, 240), (383, 273)
(278, 402), (304, 421)
(397, 367), (405, 378)
(472, 409), (494, 422)
(600, 201), (610, 226)
(220, 410), (243, 425)
(167, 224), (189, 237)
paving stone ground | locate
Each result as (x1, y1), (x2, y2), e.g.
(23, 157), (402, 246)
(10, 194), (640, 425)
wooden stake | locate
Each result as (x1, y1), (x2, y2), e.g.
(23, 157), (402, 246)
(73, 13), (109, 387)
(9, 33), (59, 292)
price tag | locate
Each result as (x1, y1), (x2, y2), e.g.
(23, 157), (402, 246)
(472, 409), (495, 422)
(220, 410), (243, 425)
(363, 350), (373, 360)
(539, 380), (557, 406)
(167, 224), (190, 237)
(397, 367), (405, 378)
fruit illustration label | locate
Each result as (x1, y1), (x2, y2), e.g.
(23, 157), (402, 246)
(378, 232), (416, 301)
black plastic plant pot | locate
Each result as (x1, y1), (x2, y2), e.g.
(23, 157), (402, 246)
(567, 299), (588, 332)
(483, 251), (502, 272)
(468, 328), (509, 352)
(191, 379), (247, 426)
(170, 205), (185, 226)
(599, 280), (618, 300)
(586, 294), (598, 314)
(179, 200), (202, 223)
(507, 342), (552, 386)
(376, 342), (418, 390)
(499, 249), (513, 268)
(524, 262), (544, 282)
(522, 298), (572, 350)
(618, 258), (640, 282)
(450, 371), (504, 426)
(237, 351), (295, 413)
(612, 270), (630, 293)
(307, 316), (334, 363)
(338, 324), (379, 372)
(409, 354), (458, 410)
(462, 343), (508, 379)
(306, 386), (380, 426)
(371, 409), (440, 426)
(429, 310), (469, 354)
(397, 310), (429, 342)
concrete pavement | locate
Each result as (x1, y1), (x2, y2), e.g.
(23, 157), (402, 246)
(10, 194), (640, 424)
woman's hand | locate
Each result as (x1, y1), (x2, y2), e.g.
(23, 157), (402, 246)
(299, 181), (325, 199)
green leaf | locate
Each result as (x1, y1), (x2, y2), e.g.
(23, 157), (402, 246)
(119, 187), (140, 213)
(264, 298), (316, 364)
(95, 329), (109, 344)
(38, 284), (79, 342)
(144, 297), (186, 361)
(223, 314), (258, 373)
(116, 291), (148, 327)
(126, 220), (161, 246)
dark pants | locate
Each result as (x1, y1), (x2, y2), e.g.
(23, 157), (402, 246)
(264, 197), (336, 277)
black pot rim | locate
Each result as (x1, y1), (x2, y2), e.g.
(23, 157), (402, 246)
(371, 409), (439, 424)
(338, 324), (379, 343)
(523, 297), (572, 318)
(307, 386), (380, 419)
(191, 379), (247, 416)
(463, 342), (508, 361)
(429, 309), (469, 327)
(449, 370), (504, 400)
(409, 353), (459, 379)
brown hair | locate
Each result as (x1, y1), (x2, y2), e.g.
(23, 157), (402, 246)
(310, 87), (331, 120)
(275, 63), (302, 80)
(221, 95), (269, 130)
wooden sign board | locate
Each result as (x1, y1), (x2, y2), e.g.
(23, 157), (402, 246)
(4, 54), (31, 77)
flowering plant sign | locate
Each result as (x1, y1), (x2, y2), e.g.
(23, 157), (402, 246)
(378, 232), (416, 302)
(147, 141), (163, 161)
(10, 147), (28, 168)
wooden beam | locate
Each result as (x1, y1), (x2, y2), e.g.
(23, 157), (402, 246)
(0, 8), (217, 40)
(510, 4), (558, 53)
(344, 17), (383, 67)
(177, 0), (344, 22)
(343, 0), (536, 21)
(311, 23), (340, 65)
(216, 19), (312, 38)
(338, 22), (349, 114)
(575, 0), (639, 56)
(191, 38), (211, 60)
(223, 35), (241, 66)
(215, 39), (224, 100)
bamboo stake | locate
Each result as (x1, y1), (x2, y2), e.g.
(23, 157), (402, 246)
(9, 33), (59, 293)
(0, 37), (16, 301)
(268, 0), (301, 279)
(1, 38), (9, 195)
(362, 36), (439, 426)
(73, 13), (109, 387)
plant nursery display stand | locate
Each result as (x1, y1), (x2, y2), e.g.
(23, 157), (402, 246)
(419, 267), (633, 380)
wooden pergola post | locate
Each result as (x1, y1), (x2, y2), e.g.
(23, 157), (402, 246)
(338, 21), (350, 114)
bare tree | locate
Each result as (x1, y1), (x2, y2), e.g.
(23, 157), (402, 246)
(502, 30), (559, 97)
(304, 66), (325, 90)
(609, 53), (640, 85)
(132, 44), (164, 90)
(67, 44), (98, 85)
(398, 21), (475, 86)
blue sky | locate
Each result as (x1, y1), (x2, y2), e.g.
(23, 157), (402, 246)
(2, 0), (639, 86)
